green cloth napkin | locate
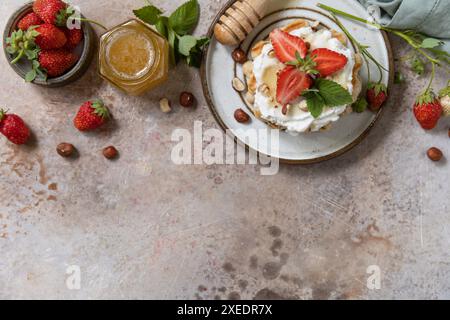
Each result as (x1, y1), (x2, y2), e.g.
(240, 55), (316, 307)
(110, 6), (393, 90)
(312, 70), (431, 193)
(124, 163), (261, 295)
(358, 0), (450, 50)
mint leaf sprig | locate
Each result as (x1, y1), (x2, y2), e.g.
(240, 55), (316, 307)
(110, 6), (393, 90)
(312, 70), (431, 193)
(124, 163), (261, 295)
(302, 79), (353, 118)
(133, 0), (209, 68)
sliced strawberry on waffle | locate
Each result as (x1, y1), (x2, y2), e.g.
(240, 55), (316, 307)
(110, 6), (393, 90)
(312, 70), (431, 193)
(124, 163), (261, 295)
(310, 48), (348, 77)
(276, 66), (312, 109)
(270, 29), (308, 63)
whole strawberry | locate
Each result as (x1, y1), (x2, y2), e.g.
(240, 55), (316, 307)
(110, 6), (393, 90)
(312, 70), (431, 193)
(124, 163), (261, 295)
(413, 91), (442, 130)
(63, 27), (83, 49)
(18, 12), (43, 31)
(39, 49), (78, 77)
(74, 100), (109, 131)
(366, 82), (388, 111)
(33, 0), (68, 25)
(0, 109), (30, 145)
(35, 24), (67, 50)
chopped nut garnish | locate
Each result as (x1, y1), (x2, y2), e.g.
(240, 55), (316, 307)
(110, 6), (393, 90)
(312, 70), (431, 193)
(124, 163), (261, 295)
(243, 61), (253, 78)
(159, 98), (171, 113)
(232, 77), (246, 92)
(245, 92), (255, 105)
(258, 84), (270, 97)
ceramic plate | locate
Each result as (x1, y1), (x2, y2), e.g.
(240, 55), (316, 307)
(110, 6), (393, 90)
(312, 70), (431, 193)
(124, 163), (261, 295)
(201, 0), (394, 164)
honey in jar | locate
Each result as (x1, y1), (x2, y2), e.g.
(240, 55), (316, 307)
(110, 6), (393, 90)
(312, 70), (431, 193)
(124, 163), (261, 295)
(99, 19), (169, 95)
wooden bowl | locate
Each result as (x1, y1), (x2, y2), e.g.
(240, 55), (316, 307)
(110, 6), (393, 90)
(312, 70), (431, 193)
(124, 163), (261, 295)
(3, 2), (96, 87)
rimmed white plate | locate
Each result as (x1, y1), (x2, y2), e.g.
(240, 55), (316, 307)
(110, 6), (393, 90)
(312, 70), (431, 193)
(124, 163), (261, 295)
(201, 0), (394, 164)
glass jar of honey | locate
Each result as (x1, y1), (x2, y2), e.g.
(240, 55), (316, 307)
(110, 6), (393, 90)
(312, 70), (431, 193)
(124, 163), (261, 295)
(99, 19), (169, 95)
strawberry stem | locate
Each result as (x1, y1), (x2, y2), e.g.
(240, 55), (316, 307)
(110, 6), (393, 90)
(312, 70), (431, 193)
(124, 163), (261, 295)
(425, 62), (436, 94)
(11, 49), (25, 64)
(329, 12), (385, 83)
(69, 17), (107, 30)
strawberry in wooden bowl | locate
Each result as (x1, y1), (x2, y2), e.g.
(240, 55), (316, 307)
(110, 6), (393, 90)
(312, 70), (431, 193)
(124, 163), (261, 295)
(3, 0), (101, 87)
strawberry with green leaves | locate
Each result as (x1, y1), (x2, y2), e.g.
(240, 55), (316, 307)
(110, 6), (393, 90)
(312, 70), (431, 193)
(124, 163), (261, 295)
(74, 100), (110, 131)
(0, 109), (30, 145)
(35, 24), (67, 50)
(413, 91), (442, 130)
(274, 42), (349, 114)
(276, 66), (313, 114)
(38, 48), (78, 77)
(63, 27), (83, 49)
(18, 12), (43, 31)
(33, 0), (68, 26)
(366, 82), (388, 111)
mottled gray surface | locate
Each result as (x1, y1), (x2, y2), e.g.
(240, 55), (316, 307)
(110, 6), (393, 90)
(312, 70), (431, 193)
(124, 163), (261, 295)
(0, 0), (449, 300)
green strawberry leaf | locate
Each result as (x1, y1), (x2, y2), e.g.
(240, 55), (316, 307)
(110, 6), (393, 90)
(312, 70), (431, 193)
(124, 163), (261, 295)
(352, 97), (368, 113)
(169, 0), (199, 35)
(420, 38), (444, 49)
(411, 57), (425, 75)
(133, 5), (163, 25)
(315, 79), (353, 107)
(394, 72), (405, 84)
(25, 69), (37, 82)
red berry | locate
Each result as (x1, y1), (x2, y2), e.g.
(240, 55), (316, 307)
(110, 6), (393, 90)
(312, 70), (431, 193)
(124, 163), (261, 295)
(39, 49), (78, 77)
(33, 0), (68, 25)
(35, 24), (67, 50)
(366, 83), (388, 111)
(18, 12), (43, 31)
(63, 27), (83, 49)
(310, 48), (348, 77)
(414, 92), (442, 130)
(0, 109), (30, 145)
(276, 66), (312, 107)
(74, 100), (110, 131)
(270, 29), (308, 63)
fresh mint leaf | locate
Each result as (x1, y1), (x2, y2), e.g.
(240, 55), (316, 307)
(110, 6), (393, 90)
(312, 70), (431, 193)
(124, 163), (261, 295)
(168, 27), (179, 65)
(315, 79), (353, 107)
(352, 97), (368, 113)
(186, 37), (209, 68)
(178, 35), (197, 56)
(420, 38), (444, 49)
(169, 0), (199, 35)
(155, 16), (168, 38)
(303, 91), (325, 118)
(133, 5), (162, 25)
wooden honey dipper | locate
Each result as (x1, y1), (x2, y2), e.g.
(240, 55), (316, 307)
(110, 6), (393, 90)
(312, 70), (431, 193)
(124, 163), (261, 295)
(214, 0), (268, 46)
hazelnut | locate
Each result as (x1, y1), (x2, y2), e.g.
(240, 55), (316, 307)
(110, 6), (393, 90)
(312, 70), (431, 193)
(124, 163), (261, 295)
(180, 92), (195, 108)
(427, 147), (443, 162)
(232, 48), (247, 64)
(57, 143), (75, 158)
(234, 108), (250, 123)
(103, 146), (119, 160)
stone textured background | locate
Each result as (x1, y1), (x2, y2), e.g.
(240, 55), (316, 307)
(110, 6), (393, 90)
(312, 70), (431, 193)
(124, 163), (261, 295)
(0, 0), (449, 300)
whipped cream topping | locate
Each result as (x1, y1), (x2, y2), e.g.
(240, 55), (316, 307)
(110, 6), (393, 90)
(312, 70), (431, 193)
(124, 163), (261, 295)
(252, 23), (357, 132)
